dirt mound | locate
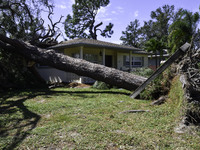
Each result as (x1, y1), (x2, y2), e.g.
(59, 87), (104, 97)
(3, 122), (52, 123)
(67, 82), (91, 88)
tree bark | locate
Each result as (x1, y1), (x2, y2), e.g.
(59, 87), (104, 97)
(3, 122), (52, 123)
(0, 34), (147, 91)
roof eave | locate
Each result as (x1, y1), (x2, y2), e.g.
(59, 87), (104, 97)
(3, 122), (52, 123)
(50, 43), (142, 50)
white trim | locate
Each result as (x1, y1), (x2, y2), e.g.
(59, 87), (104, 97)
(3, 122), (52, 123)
(79, 46), (83, 83)
(80, 46), (83, 59)
(102, 48), (105, 65)
(129, 51), (132, 70)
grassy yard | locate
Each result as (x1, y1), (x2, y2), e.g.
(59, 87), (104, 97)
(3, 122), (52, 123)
(0, 77), (200, 149)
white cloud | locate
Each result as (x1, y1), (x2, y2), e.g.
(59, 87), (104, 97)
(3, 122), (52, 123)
(111, 11), (117, 14)
(54, 0), (74, 10)
(96, 4), (112, 22)
(103, 18), (112, 22)
(64, 0), (75, 15)
(134, 11), (139, 17)
(98, 6), (107, 16)
(56, 4), (67, 9)
(111, 40), (122, 44)
(68, 0), (75, 7)
(116, 6), (124, 13)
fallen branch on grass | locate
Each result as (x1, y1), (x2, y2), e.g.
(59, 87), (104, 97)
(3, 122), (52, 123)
(119, 110), (150, 114)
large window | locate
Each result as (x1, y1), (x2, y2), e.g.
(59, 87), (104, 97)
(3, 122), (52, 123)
(83, 54), (98, 63)
(72, 53), (98, 63)
(72, 53), (80, 58)
(123, 56), (144, 67)
(133, 57), (144, 67)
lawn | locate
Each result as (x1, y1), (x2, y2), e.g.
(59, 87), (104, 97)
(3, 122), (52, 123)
(0, 77), (200, 149)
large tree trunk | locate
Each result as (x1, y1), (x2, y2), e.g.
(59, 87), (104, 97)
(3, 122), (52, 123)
(0, 34), (147, 91)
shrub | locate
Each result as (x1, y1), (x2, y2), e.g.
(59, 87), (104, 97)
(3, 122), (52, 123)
(92, 81), (111, 90)
(131, 67), (154, 78)
(139, 67), (173, 100)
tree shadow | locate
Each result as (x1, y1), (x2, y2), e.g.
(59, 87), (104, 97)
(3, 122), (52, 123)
(0, 88), (130, 149)
(0, 94), (41, 150)
(48, 89), (131, 96)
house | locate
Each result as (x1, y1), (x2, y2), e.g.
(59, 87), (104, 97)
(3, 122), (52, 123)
(148, 49), (169, 71)
(36, 38), (150, 84)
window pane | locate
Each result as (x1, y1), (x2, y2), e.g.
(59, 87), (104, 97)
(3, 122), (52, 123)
(72, 53), (80, 58)
(83, 54), (98, 63)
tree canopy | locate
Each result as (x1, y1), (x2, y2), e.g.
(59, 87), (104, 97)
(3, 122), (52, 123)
(0, 0), (63, 88)
(120, 5), (200, 54)
(144, 38), (166, 68)
(0, 0), (62, 45)
(64, 0), (114, 40)
(168, 9), (200, 52)
(120, 19), (141, 48)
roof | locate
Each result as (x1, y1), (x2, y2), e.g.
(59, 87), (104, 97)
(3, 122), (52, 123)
(50, 38), (150, 55)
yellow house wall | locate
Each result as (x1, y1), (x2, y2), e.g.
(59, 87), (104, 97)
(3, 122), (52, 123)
(63, 47), (117, 67)
(63, 47), (148, 70)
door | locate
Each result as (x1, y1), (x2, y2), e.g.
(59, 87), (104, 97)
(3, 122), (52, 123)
(105, 55), (112, 67)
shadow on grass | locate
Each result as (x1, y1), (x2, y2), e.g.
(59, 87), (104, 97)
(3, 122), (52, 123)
(0, 94), (41, 150)
(0, 88), (130, 149)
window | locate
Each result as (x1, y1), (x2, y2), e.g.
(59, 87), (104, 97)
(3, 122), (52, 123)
(72, 53), (80, 58)
(72, 53), (98, 63)
(84, 54), (98, 63)
(123, 56), (144, 67)
(133, 57), (143, 67)
(123, 55), (130, 66)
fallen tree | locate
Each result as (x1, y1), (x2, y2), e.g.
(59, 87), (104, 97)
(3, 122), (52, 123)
(0, 34), (147, 91)
(179, 48), (200, 125)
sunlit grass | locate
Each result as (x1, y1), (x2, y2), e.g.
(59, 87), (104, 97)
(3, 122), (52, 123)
(0, 78), (200, 149)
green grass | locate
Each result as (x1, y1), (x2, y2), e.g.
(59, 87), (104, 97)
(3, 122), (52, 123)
(0, 77), (200, 149)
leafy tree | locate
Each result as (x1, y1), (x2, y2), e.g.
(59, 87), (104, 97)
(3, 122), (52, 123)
(122, 5), (175, 49)
(145, 38), (166, 68)
(150, 5), (175, 43)
(120, 19), (141, 47)
(140, 20), (157, 46)
(193, 29), (200, 50)
(64, 0), (114, 40)
(168, 9), (200, 52)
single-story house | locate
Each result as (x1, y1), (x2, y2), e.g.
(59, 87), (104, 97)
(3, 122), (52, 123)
(36, 38), (150, 84)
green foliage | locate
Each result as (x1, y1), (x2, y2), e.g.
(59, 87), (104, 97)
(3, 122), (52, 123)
(140, 68), (172, 100)
(92, 81), (111, 90)
(121, 5), (175, 49)
(140, 74), (164, 100)
(131, 67), (154, 78)
(168, 9), (200, 53)
(64, 0), (114, 40)
(0, 0), (57, 89)
(144, 38), (166, 68)
(121, 4), (200, 53)
(150, 5), (175, 43)
(0, 50), (45, 89)
(0, 0), (53, 42)
(145, 38), (166, 54)
(120, 19), (141, 47)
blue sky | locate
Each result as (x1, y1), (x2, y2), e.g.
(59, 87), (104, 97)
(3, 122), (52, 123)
(51, 0), (199, 44)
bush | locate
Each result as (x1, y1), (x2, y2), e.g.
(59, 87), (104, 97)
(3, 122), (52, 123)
(92, 81), (111, 90)
(131, 67), (154, 78)
(139, 67), (173, 100)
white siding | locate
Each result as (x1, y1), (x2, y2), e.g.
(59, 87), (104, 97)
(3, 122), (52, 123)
(36, 67), (80, 83)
